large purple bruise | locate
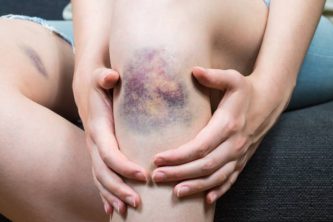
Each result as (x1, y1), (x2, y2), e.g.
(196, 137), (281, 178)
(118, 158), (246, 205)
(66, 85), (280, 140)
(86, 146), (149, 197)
(155, 86), (185, 108)
(120, 48), (191, 132)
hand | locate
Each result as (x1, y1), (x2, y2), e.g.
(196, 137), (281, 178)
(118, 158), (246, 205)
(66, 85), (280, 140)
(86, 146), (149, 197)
(73, 63), (148, 217)
(152, 67), (291, 204)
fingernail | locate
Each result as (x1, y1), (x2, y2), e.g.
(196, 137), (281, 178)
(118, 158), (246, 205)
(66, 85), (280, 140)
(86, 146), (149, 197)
(153, 171), (166, 182)
(104, 202), (111, 214)
(135, 171), (147, 181)
(125, 196), (136, 208)
(112, 201), (120, 213)
(154, 157), (164, 166)
(177, 186), (190, 197)
(209, 193), (217, 204)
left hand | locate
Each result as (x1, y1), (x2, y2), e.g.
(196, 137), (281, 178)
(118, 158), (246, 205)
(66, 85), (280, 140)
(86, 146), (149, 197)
(151, 66), (292, 204)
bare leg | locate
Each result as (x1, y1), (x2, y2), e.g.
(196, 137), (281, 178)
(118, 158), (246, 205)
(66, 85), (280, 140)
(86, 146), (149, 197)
(109, 0), (268, 220)
(0, 19), (106, 222)
(111, 48), (214, 222)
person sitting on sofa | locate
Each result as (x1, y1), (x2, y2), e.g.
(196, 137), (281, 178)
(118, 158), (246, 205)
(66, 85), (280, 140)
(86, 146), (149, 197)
(0, 0), (332, 221)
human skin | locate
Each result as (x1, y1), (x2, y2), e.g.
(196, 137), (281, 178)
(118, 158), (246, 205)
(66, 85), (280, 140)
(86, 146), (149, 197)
(72, 0), (149, 215)
(0, 19), (108, 222)
(151, 0), (326, 204)
(112, 48), (214, 222)
(72, 0), (325, 220)
(0, 1), (324, 222)
(107, 1), (267, 221)
(72, 0), (267, 217)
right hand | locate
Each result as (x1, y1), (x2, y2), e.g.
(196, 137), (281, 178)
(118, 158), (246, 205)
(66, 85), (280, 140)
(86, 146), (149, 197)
(73, 62), (148, 217)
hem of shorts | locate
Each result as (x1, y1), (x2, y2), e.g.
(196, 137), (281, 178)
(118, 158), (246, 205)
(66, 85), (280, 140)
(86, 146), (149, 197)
(0, 14), (73, 47)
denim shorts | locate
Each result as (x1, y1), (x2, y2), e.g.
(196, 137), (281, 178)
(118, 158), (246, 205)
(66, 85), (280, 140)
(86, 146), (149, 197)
(1, 9), (333, 110)
(264, 0), (270, 7)
(0, 14), (74, 47)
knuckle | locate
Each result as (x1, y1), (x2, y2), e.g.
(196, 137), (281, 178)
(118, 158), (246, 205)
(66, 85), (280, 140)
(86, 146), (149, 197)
(233, 136), (248, 154)
(225, 118), (239, 134)
(170, 155), (184, 164)
(194, 181), (205, 191)
(195, 142), (210, 159)
(172, 170), (182, 180)
(197, 147), (207, 158)
(229, 70), (245, 86)
(201, 159), (218, 175)
(218, 173), (228, 184)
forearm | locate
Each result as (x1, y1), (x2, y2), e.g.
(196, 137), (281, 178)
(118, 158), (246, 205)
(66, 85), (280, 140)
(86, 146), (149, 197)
(253, 0), (325, 98)
(72, 0), (113, 66)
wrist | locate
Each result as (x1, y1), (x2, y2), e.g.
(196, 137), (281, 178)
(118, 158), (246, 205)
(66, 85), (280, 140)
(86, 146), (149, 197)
(248, 70), (295, 108)
(75, 40), (110, 66)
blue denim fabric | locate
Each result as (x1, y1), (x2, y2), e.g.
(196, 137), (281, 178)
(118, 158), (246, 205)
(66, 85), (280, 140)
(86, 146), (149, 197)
(0, 14), (73, 46)
(45, 20), (74, 45)
(289, 16), (333, 110)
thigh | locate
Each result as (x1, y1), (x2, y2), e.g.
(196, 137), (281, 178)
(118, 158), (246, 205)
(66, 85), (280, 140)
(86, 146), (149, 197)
(288, 16), (333, 110)
(0, 18), (77, 120)
(0, 89), (106, 222)
(0, 19), (106, 222)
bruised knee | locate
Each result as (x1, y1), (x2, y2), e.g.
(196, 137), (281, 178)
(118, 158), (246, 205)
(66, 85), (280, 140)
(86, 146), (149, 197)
(117, 48), (193, 133)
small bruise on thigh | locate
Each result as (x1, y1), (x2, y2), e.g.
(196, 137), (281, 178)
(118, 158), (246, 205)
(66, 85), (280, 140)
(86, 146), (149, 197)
(119, 48), (192, 133)
(18, 44), (48, 77)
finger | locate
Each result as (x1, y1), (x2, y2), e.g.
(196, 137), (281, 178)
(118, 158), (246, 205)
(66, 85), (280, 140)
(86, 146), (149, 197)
(91, 143), (142, 208)
(95, 68), (120, 90)
(192, 66), (244, 91)
(206, 170), (240, 204)
(100, 194), (114, 216)
(95, 176), (127, 216)
(173, 161), (236, 198)
(152, 139), (237, 182)
(153, 109), (244, 166)
(91, 127), (148, 181)
(153, 110), (228, 166)
(88, 91), (148, 181)
(205, 142), (259, 204)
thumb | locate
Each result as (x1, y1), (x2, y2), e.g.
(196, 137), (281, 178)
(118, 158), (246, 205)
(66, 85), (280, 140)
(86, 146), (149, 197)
(192, 66), (243, 90)
(95, 68), (120, 90)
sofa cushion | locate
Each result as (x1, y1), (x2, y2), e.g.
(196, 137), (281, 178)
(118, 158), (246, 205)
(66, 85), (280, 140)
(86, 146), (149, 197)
(215, 101), (333, 221)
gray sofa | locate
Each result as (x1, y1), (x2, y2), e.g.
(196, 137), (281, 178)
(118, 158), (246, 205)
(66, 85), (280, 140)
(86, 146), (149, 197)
(214, 101), (333, 221)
